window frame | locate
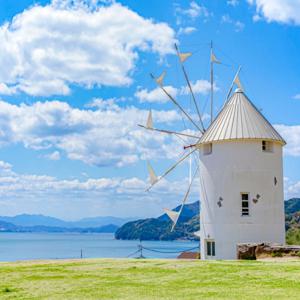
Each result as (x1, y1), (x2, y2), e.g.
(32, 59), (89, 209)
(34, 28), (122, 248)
(241, 192), (250, 217)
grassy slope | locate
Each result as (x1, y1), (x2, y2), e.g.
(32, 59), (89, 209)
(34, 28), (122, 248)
(0, 259), (300, 300)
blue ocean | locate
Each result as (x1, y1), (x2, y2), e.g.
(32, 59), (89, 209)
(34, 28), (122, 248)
(0, 233), (199, 262)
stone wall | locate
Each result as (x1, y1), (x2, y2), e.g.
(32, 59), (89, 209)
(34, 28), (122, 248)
(237, 243), (300, 260)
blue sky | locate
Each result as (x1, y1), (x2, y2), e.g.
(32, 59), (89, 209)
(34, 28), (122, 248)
(0, 0), (299, 220)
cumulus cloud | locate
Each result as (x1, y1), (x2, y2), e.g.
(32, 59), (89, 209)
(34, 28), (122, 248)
(135, 86), (178, 104)
(0, 160), (199, 218)
(0, 1), (176, 96)
(248, 0), (300, 25)
(178, 26), (197, 35)
(0, 99), (188, 167)
(180, 79), (214, 95)
(284, 177), (300, 199)
(174, 1), (210, 25)
(275, 124), (300, 157)
(175, 1), (209, 19)
(44, 151), (61, 161)
(135, 79), (213, 104)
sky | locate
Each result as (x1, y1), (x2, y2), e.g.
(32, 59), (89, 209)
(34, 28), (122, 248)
(0, 0), (299, 220)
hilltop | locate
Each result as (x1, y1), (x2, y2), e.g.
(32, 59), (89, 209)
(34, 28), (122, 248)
(115, 202), (199, 241)
(116, 198), (300, 243)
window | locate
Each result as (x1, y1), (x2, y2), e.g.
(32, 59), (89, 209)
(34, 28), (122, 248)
(241, 193), (249, 216)
(203, 143), (212, 155)
(206, 240), (215, 256)
(262, 140), (273, 152)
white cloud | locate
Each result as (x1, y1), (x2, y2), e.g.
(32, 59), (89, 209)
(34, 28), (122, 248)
(178, 26), (197, 35)
(248, 0), (300, 25)
(284, 177), (300, 199)
(135, 79), (213, 104)
(221, 14), (245, 32)
(0, 1), (176, 96)
(227, 0), (239, 6)
(174, 1), (210, 25)
(275, 124), (300, 156)
(177, 1), (209, 19)
(135, 86), (178, 103)
(0, 83), (16, 95)
(0, 99), (186, 167)
(0, 160), (199, 218)
(52, 0), (114, 11)
(45, 151), (61, 161)
(293, 94), (300, 100)
(180, 79), (213, 95)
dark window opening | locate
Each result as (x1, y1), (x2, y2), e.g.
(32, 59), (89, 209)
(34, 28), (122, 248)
(241, 193), (249, 216)
(206, 240), (215, 256)
(262, 140), (273, 152)
(203, 143), (212, 155)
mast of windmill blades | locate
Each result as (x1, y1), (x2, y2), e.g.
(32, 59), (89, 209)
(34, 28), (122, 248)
(138, 110), (201, 139)
(164, 164), (199, 232)
(145, 147), (197, 192)
(150, 72), (204, 134)
(174, 43), (205, 133)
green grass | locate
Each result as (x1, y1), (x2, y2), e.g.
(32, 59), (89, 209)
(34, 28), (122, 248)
(0, 259), (300, 299)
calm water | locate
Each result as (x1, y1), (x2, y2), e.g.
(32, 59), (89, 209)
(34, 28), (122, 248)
(0, 233), (199, 262)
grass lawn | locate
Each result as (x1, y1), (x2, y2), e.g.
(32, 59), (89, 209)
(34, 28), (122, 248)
(0, 259), (300, 299)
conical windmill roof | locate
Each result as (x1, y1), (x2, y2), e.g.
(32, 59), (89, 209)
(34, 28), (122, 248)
(199, 89), (286, 145)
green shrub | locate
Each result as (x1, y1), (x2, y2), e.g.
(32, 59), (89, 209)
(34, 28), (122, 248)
(286, 228), (300, 245)
(271, 251), (283, 258)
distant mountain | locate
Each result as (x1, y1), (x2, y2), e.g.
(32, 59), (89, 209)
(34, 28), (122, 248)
(0, 221), (118, 233)
(69, 216), (133, 228)
(0, 220), (17, 231)
(0, 214), (67, 227)
(285, 198), (300, 215)
(0, 214), (131, 228)
(115, 202), (200, 241)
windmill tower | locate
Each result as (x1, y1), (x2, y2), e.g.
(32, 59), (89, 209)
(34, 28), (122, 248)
(140, 43), (286, 260)
(198, 88), (286, 259)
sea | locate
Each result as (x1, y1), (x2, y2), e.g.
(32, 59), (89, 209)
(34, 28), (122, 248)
(0, 232), (199, 262)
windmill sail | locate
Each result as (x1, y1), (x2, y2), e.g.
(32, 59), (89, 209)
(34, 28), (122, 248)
(226, 66), (242, 101)
(179, 52), (192, 63)
(193, 230), (201, 237)
(164, 208), (180, 224)
(146, 148), (198, 191)
(164, 164), (200, 232)
(146, 110), (153, 129)
(147, 162), (158, 185)
(234, 73), (243, 90)
(210, 51), (221, 64)
(155, 71), (166, 86)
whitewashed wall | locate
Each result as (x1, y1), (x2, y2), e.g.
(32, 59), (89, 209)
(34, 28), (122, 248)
(199, 140), (285, 260)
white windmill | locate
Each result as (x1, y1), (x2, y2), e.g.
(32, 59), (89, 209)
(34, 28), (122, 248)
(139, 42), (286, 260)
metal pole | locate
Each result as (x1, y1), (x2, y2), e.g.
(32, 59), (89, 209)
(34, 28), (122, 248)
(174, 43), (205, 132)
(150, 73), (203, 133)
(210, 41), (214, 124)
